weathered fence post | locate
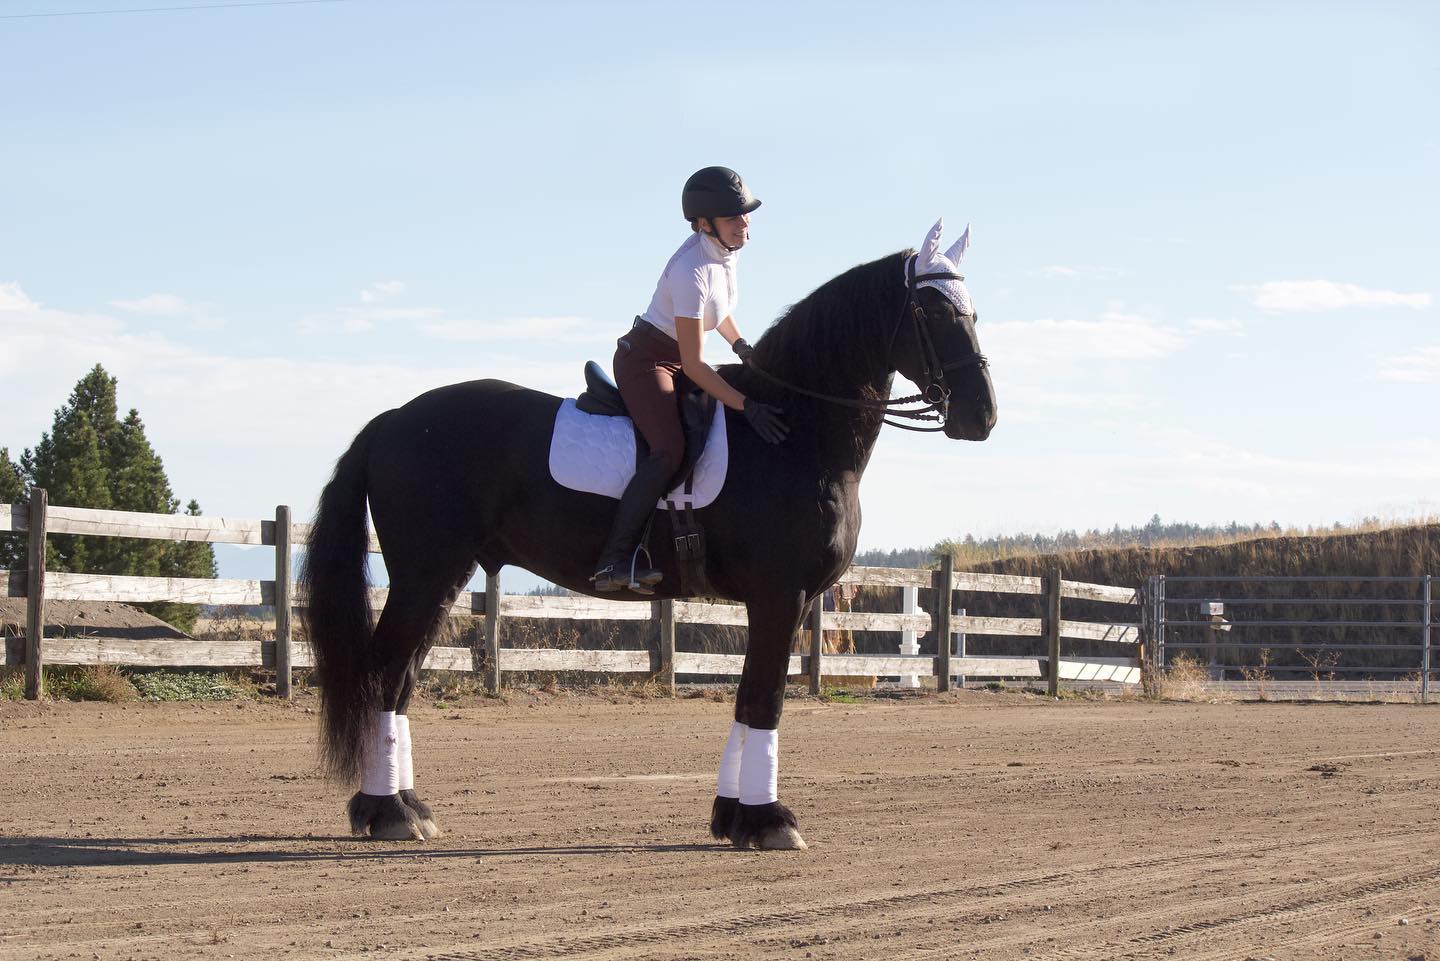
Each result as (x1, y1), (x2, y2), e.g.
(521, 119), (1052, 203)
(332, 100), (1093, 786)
(273, 505), (293, 699)
(806, 596), (822, 695)
(1156, 574), (1167, 672)
(484, 570), (501, 695)
(24, 488), (47, 701)
(656, 599), (676, 695)
(934, 555), (954, 692)
(1045, 567), (1062, 697)
(469, 590), (486, 675)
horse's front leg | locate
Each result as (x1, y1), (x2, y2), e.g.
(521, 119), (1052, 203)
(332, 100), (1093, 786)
(711, 588), (808, 851)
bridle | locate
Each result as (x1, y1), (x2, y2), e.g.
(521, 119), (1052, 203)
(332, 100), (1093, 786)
(743, 255), (990, 432)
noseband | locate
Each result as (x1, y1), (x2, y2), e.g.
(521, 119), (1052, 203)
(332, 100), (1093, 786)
(744, 255), (989, 432)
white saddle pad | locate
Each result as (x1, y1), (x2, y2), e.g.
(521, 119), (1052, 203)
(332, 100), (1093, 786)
(548, 398), (729, 509)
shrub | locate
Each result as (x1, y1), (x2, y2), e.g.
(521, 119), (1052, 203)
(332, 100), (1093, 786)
(47, 665), (139, 702)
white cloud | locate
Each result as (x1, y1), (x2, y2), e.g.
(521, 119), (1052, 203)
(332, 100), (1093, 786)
(299, 305), (445, 334)
(2, 291), (587, 525)
(1378, 345), (1440, 383)
(110, 293), (191, 315)
(420, 315), (609, 343)
(1250, 280), (1432, 312)
(0, 281), (39, 312)
(1188, 317), (1244, 333)
(360, 280), (406, 303)
(1037, 265), (1124, 279)
(983, 310), (1187, 366)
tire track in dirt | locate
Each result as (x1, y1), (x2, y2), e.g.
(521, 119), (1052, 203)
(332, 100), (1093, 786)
(385, 827), (1432, 961)
(775, 829), (1436, 961)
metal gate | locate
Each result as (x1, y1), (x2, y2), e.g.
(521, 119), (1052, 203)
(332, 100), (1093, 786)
(1143, 574), (1433, 702)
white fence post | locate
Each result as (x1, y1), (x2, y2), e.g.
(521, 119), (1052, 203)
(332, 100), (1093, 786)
(898, 584), (919, 688)
(955, 606), (966, 689)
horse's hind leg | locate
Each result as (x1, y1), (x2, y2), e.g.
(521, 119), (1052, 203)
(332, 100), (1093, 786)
(395, 657), (440, 839)
(348, 560), (475, 841)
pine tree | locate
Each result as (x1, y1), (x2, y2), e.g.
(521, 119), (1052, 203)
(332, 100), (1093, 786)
(0, 447), (23, 570)
(8, 364), (216, 631)
(21, 404), (112, 573)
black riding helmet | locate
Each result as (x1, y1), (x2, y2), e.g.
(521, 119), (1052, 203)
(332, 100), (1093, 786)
(681, 166), (762, 221)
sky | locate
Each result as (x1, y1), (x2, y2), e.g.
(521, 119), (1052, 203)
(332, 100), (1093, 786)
(2, 0), (1437, 589)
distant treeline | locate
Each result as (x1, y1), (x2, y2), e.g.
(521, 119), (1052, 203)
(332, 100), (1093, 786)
(856, 514), (1425, 569)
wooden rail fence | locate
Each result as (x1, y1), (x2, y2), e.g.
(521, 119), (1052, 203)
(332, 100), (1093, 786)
(2, 492), (1143, 700)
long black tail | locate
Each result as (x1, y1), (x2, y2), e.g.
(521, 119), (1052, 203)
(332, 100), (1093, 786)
(300, 411), (391, 782)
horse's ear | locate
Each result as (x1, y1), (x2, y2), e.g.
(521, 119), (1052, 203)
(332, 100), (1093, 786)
(944, 223), (971, 264)
(919, 218), (944, 265)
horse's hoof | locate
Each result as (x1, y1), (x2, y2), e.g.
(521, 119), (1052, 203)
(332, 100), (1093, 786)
(400, 789), (443, 840)
(710, 795), (741, 842)
(348, 791), (426, 841)
(370, 818), (426, 841)
(758, 825), (808, 850)
(730, 800), (805, 851)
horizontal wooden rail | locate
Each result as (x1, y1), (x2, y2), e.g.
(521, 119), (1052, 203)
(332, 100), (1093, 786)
(43, 571), (273, 606)
(4, 636), (1135, 681)
(1, 503), (379, 552)
(3, 570), (937, 633)
(1060, 579), (1137, 604)
(959, 614), (1138, 644)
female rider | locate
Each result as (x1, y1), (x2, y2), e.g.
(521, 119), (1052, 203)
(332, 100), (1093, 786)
(591, 166), (789, 592)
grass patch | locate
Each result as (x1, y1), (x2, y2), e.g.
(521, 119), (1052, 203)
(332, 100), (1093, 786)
(818, 687), (861, 704)
(1, 666), (25, 701)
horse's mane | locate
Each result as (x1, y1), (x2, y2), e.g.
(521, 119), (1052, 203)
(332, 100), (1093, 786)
(735, 251), (910, 405)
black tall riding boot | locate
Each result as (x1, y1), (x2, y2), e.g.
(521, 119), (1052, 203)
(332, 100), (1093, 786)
(591, 453), (674, 593)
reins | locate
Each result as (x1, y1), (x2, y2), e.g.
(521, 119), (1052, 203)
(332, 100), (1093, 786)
(742, 255), (989, 432)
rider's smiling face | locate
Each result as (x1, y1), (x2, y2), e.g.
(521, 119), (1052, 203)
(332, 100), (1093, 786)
(707, 213), (750, 249)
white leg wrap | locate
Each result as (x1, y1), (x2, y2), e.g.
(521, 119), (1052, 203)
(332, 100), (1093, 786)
(360, 710), (400, 796)
(738, 727), (779, 805)
(716, 721), (747, 799)
(395, 714), (414, 792)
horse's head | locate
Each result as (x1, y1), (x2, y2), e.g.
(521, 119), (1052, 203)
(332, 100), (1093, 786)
(893, 219), (997, 441)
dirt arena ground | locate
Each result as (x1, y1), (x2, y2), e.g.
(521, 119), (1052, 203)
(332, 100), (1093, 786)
(2, 689), (1438, 961)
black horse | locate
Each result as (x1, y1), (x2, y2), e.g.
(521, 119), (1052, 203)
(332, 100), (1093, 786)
(301, 222), (996, 849)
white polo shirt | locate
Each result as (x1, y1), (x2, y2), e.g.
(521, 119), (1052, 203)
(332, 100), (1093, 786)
(638, 231), (737, 340)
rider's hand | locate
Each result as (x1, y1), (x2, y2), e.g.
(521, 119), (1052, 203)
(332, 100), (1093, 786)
(732, 338), (755, 363)
(742, 398), (788, 444)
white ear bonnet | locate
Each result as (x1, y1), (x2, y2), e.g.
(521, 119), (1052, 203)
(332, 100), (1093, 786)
(911, 218), (974, 317)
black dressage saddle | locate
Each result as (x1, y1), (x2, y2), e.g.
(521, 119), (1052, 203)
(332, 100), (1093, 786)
(573, 360), (717, 596)
(574, 360), (716, 488)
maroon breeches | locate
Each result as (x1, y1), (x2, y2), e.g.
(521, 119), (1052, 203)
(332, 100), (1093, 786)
(613, 319), (686, 475)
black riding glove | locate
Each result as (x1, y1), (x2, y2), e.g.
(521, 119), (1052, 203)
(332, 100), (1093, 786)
(732, 338), (755, 363)
(742, 398), (789, 444)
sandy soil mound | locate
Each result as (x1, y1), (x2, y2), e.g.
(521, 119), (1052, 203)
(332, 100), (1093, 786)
(0, 599), (190, 639)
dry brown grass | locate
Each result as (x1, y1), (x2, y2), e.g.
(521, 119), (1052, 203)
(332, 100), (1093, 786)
(47, 664), (139, 702)
(1156, 654), (1232, 702)
(1241, 648), (1274, 701)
